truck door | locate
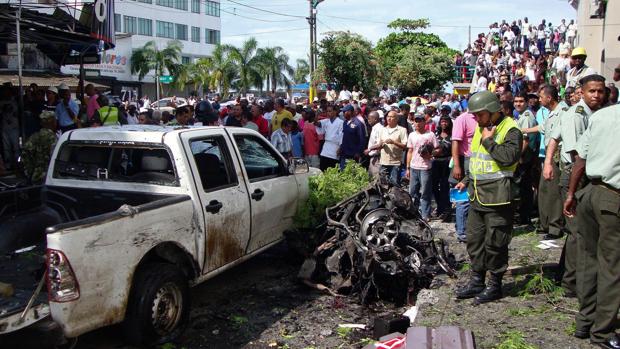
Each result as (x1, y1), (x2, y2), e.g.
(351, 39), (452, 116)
(230, 133), (298, 252)
(180, 131), (251, 272)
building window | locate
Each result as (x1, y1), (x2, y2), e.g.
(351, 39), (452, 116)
(191, 0), (200, 13)
(205, 29), (220, 45)
(138, 18), (152, 36)
(124, 15), (137, 34)
(191, 26), (200, 43)
(205, 1), (220, 17)
(182, 56), (191, 65)
(176, 24), (188, 41)
(174, 0), (187, 10)
(156, 20), (174, 39)
(114, 13), (121, 32)
(137, 0), (152, 3)
(156, 0), (173, 8)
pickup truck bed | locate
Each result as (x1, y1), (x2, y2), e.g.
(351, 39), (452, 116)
(0, 185), (178, 332)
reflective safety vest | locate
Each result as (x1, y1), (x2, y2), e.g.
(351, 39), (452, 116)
(98, 106), (119, 126)
(469, 116), (519, 206)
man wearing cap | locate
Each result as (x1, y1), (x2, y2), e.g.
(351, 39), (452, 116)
(45, 86), (59, 112)
(566, 48), (597, 89)
(563, 104), (620, 349)
(339, 104), (365, 169)
(55, 83), (79, 132)
(544, 74), (606, 297)
(454, 90), (522, 304)
(22, 110), (58, 183)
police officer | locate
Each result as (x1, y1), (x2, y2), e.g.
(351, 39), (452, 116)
(454, 91), (522, 304)
(566, 47), (597, 89)
(543, 74), (606, 296)
(92, 95), (125, 126)
(563, 104), (620, 349)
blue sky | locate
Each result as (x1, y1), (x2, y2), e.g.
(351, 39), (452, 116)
(220, 0), (576, 62)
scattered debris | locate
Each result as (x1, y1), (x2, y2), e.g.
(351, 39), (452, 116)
(297, 180), (456, 305)
(338, 323), (366, 329)
(536, 240), (560, 250)
(363, 326), (476, 349)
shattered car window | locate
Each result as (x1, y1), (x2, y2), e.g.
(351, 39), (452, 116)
(53, 143), (178, 186)
(233, 135), (284, 181)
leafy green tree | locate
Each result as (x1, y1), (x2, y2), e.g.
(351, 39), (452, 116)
(374, 18), (458, 95)
(209, 44), (237, 99)
(228, 38), (263, 94)
(293, 58), (310, 84)
(190, 57), (212, 95)
(130, 40), (183, 97)
(316, 31), (378, 95)
(256, 46), (294, 93)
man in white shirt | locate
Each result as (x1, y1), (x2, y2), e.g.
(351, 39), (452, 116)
(326, 85), (337, 103)
(476, 74), (488, 92)
(364, 111), (384, 177)
(315, 104), (343, 171)
(566, 20), (577, 47)
(338, 85), (352, 102)
(379, 86), (391, 100)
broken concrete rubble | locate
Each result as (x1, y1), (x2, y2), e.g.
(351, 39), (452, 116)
(296, 179), (456, 305)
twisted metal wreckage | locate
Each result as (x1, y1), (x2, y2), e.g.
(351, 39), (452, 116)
(296, 179), (457, 305)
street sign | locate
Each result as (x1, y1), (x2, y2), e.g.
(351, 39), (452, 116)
(159, 75), (174, 84)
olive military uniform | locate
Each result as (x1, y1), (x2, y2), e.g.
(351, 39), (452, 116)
(463, 116), (522, 276)
(549, 99), (593, 292)
(538, 103), (567, 237)
(515, 109), (538, 224)
(22, 128), (57, 183)
(455, 91), (523, 304)
(573, 104), (620, 344)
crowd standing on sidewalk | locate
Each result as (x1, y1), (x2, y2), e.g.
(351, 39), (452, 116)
(1, 13), (620, 348)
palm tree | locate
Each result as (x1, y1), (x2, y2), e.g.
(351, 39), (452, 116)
(228, 38), (263, 94)
(130, 40), (183, 100)
(293, 58), (310, 84)
(191, 57), (212, 95)
(209, 44), (236, 98)
(257, 46), (294, 93)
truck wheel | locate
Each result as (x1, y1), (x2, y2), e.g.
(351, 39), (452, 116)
(123, 263), (190, 347)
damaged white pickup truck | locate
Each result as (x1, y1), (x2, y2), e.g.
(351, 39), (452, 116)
(0, 125), (317, 346)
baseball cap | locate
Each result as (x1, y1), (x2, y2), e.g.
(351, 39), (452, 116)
(413, 113), (424, 120)
(340, 104), (354, 113)
(46, 86), (58, 94)
(360, 98), (368, 104)
(389, 103), (399, 109)
(57, 82), (70, 90)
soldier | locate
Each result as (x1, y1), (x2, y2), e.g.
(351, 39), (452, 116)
(543, 74), (606, 296)
(22, 110), (59, 183)
(566, 47), (597, 89)
(454, 91), (522, 304)
(513, 91), (538, 226)
(520, 85), (568, 239)
(563, 104), (620, 349)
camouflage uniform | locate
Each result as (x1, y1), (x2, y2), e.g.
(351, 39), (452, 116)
(22, 128), (57, 183)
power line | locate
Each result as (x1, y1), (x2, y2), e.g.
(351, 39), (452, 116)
(221, 8), (299, 22)
(223, 0), (305, 18)
(222, 27), (307, 37)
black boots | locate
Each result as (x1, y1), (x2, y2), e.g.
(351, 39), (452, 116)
(455, 271), (485, 299)
(474, 273), (503, 304)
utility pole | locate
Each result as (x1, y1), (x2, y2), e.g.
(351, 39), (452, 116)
(468, 25), (471, 48)
(308, 0), (323, 101)
(16, 0), (25, 148)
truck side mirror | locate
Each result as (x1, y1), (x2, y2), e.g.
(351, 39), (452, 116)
(288, 158), (309, 174)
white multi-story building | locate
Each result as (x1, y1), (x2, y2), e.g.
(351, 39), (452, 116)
(60, 0), (222, 98)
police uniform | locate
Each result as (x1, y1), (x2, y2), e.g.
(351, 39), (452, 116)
(538, 103), (567, 237)
(455, 91), (523, 304)
(549, 99), (592, 293)
(516, 109), (537, 224)
(572, 104), (620, 346)
(97, 106), (120, 126)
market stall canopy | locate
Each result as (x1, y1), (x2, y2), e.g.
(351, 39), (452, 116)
(0, 3), (115, 65)
(0, 72), (107, 90)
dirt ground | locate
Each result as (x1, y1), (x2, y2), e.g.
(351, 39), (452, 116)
(9, 219), (597, 349)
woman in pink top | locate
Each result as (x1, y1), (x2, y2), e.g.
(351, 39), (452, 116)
(302, 109), (320, 168)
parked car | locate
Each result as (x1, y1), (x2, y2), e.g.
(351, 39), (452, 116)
(150, 97), (188, 114)
(0, 125), (318, 347)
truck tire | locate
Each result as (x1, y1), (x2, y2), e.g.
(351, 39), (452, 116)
(123, 263), (190, 347)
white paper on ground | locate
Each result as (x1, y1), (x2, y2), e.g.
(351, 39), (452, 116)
(403, 305), (418, 323)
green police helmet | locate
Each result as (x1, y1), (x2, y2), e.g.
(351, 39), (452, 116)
(468, 90), (501, 114)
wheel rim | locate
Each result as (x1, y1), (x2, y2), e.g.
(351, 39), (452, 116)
(151, 282), (183, 335)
